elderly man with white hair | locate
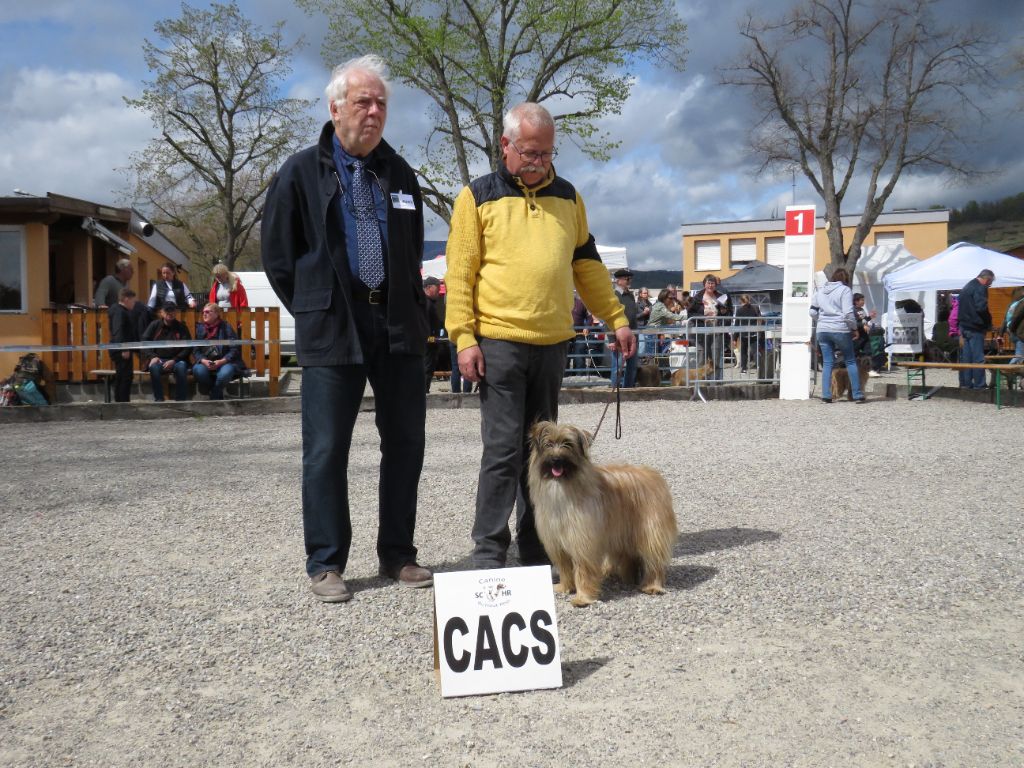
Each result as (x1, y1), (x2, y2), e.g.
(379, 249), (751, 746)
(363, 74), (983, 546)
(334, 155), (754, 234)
(445, 101), (635, 570)
(262, 55), (432, 603)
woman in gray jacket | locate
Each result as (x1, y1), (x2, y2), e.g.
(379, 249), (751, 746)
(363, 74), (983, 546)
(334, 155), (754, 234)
(809, 268), (865, 403)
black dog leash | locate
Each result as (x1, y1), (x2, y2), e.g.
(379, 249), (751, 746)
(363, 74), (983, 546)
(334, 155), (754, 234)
(592, 380), (622, 441)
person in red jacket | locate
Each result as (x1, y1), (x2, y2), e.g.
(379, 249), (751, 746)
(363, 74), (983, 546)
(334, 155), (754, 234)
(209, 263), (249, 309)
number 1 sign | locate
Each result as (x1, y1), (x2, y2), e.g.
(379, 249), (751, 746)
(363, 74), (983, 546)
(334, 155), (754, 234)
(785, 207), (815, 237)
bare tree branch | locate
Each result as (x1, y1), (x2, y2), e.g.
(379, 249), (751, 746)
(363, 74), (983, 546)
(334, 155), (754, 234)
(723, 0), (992, 272)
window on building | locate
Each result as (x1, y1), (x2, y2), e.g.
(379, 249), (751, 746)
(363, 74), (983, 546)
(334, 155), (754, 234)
(875, 231), (904, 248)
(729, 238), (756, 268)
(695, 240), (721, 272)
(765, 237), (785, 267)
(0, 227), (26, 312)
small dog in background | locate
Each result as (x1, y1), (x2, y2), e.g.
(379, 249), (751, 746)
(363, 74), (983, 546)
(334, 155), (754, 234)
(831, 355), (872, 400)
(636, 362), (661, 387)
(670, 361), (713, 386)
(527, 421), (678, 607)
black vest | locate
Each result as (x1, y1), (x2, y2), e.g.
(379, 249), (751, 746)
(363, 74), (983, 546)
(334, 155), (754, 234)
(155, 280), (188, 309)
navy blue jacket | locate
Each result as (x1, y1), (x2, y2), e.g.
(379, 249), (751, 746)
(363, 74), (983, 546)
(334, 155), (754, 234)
(957, 277), (991, 332)
(194, 320), (241, 366)
(261, 122), (428, 365)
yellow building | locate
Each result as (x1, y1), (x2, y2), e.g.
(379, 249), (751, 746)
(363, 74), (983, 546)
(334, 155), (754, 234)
(680, 209), (949, 288)
(0, 193), (192, 377)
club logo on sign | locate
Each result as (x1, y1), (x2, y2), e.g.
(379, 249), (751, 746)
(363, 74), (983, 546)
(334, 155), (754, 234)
(475, 576), (513, 608)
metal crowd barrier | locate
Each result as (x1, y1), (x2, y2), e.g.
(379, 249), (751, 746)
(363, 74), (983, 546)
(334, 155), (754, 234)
(561, 318), (782, 394)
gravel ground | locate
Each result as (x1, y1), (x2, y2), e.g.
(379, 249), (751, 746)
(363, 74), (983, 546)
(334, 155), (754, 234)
(1, 392), (1022, 767)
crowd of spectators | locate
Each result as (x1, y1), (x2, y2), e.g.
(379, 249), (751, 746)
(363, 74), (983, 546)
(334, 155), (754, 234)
(103, 263), (250, 402)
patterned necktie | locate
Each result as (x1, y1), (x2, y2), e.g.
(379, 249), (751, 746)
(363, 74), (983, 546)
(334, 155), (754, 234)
(351, 159), (385, 289)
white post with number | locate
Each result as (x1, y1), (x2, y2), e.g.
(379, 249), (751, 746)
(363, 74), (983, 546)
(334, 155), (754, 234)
(779, 205), (816, 400)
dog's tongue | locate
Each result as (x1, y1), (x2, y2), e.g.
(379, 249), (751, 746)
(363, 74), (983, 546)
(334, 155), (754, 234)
(551, 465), (564, 478)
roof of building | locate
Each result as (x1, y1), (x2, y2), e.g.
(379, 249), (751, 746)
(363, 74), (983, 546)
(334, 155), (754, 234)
(0, 192), (190, 270)
(680, 208), (949, 237)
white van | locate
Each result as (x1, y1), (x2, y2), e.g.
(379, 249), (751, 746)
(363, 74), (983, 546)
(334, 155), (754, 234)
(236, 271), (295, 358)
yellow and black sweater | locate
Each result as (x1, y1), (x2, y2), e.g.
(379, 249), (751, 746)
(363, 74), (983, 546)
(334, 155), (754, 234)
(444, 165), (627, 352)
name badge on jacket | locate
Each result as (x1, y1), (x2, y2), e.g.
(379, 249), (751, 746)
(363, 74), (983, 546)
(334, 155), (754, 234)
(390, 191), (416, 210)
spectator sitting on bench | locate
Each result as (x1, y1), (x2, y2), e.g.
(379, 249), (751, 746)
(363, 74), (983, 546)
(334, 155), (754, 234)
(192, 303), (241, 400)
(142, 301), (193, 402)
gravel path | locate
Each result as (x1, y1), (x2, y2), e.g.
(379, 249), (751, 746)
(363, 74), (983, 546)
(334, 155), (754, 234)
(1, 395), (1022, 767)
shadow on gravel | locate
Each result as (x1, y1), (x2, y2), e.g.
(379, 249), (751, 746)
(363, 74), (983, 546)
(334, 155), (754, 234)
(561, 657), (611, 688)
(665, 564), (717, 591)
(674, 527), (780, 557)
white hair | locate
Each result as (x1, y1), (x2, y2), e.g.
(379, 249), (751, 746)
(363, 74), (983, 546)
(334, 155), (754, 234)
(115, 258), (132, 273)
(325, 54), (392, 107)
(502, 103), (555, 142)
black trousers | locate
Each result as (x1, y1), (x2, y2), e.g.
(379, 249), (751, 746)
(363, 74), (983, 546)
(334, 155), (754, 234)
(112, 352), (134, 402)
(300, 302), (427, 577)
(472, 338), (567, 567)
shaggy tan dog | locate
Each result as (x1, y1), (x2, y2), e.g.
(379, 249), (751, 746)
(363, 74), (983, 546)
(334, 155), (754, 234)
(526, 421), (678, 607)
(831, 356), (872, 400)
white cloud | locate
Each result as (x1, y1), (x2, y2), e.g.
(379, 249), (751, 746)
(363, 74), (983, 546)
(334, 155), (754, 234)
(0, 67), (153, 203)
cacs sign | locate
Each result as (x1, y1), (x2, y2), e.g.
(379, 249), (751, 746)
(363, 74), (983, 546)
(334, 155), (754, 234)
(433, 566), (562, 697)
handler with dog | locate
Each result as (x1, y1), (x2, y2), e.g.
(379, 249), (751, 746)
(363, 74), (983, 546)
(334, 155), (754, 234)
(444, 101), (636, 570)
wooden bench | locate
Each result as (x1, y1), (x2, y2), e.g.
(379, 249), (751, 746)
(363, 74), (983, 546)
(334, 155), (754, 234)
(900, 361), (1024, 409)
(89, 367), (253, 403)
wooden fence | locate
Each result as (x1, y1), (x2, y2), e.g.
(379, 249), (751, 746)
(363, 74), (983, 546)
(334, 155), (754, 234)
(40, 307), (282, 396)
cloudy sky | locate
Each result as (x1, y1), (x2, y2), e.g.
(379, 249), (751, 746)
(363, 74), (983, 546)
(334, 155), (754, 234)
(1, 0), (1022, 269)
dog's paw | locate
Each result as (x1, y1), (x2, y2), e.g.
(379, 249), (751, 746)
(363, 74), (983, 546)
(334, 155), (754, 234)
(640, 584), (666, 595)
(571, 594), (597, 608)
(553, 581), (572, 594)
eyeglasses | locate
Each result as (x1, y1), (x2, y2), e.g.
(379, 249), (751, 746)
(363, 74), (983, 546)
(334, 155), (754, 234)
(202, 309), (217, 315)
(509, 142), (557, 163)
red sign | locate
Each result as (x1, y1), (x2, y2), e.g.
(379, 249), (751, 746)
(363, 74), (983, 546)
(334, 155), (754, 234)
(785, 208), (815, 237)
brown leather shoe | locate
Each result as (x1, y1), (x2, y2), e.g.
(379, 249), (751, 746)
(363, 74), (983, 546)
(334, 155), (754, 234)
(380, 562), (433, 588)
(310, 570), (352, 603)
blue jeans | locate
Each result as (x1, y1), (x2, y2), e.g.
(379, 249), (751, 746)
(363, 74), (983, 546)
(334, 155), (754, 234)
(191, 361), (238, 400)
(611, 349), (638, 388)
(149, 359), (189, 401)
(818, 331), (863, 400)
(638, 329), (657, 357)
(1011, 337), (1024, 365)
(958, 329), (986, 388)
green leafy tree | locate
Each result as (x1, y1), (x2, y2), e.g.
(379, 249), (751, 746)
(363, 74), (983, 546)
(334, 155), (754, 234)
(124, 1), (316, 271)
(298, 0), (687, 223)
(724, 0), (990, 274)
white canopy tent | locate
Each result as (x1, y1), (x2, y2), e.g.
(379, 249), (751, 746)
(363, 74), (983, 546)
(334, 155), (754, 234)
(420, 244), (628, 282)
(595, 244), (628, 272)
(882, 241), (1024, 348)
(854, 243), (936, 339)
(882, 241), (1024, 292)
(421, 255), (447, 281)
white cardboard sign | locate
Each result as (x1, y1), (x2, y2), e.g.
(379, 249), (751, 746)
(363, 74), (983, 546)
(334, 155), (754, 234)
(433, 566), (562, 698)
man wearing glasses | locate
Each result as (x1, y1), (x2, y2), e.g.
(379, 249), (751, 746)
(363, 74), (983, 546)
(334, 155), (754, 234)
(262, 55), (432, 603)
(445, 101), (635, 570)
